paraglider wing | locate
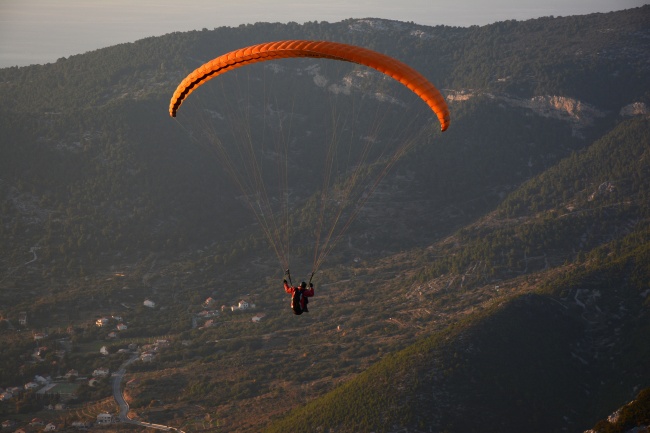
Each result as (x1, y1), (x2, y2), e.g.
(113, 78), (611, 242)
(169, 40), (450, 131)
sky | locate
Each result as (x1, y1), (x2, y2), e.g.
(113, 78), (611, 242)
(0, 0), (646, 68)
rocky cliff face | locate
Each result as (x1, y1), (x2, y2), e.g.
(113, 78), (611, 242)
(446, 90), (613, 136)
(620, 102), (649, 117)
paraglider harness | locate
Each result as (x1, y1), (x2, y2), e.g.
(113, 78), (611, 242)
(286, 269), (314, 315)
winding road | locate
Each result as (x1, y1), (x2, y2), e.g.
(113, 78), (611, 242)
(111, 352), (185, 432)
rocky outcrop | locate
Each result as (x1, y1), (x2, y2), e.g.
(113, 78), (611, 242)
(503, 95), (607, 128)
(446, 91), (609, 136)
(620, 102), (649, 117)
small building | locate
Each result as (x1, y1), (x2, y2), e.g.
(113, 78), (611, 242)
(140, 352), (155, 362)
(34, 375), (50, 385)
(95, 317), (109, 327)
(96, 413), (114, 425)
(0, 392), (13, 401)
(203, 297), (216, 307)
(238, 300), (249, 310)
(92, 367), (110, 378)
(116, 323), (128, 331)
(143, 299), (156, 308)
(252, 314), (265, 323)
(33, 332), (46, 341)
(18, 312), (27, 326)
(100, 346), (109, 355)
(1, 420), (16, 429)
(44, 422), (57, 431)
(24, 382), (40, 391)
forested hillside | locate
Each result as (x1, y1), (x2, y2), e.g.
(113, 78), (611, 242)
(266, 117), (650, 432)
(1, 6), (649, 433)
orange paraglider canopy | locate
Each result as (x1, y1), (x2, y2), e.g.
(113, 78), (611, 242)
(169, 40), (450, 131)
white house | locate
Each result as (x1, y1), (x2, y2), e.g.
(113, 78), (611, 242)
(231, 300), (250, 311)
(100, 346), (109, 355)
(24, 382), (40, 390)
(116, 323), (128, 331)
(143, 299), (156, 308)
(96, 413), (114, 425)
(34, 375), (50, 385)
(93, 367), (110, 378)
(44, 422), (57, 431)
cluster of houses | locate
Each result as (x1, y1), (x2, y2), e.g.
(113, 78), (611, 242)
(1, 412), (115, 432)
(204, 296), (255, 312)
(1, 374), (51, 402)
(1, 418), (58, 432)
(95, 314), (129, 340)
(0, 366), (113, 405)
(94, 298), (164, 338)
(139, 339), (170, 363)
(0, 295), (263, 427)
(194, 297), (262, 328)
(0, 368), (117, 432)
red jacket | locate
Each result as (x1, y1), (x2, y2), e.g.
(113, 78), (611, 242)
(284, 281), (314, 309)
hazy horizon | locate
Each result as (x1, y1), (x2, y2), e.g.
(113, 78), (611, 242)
(0, 0), (646, 68)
